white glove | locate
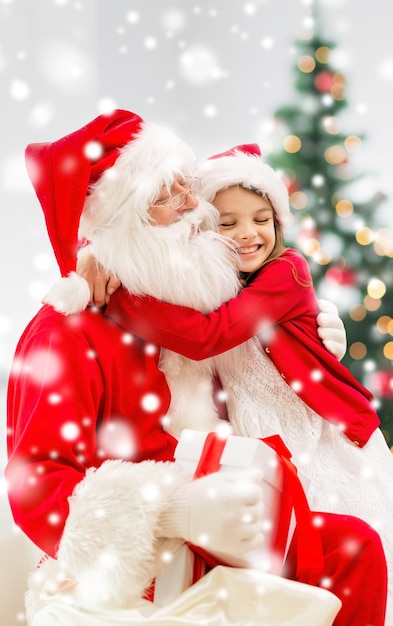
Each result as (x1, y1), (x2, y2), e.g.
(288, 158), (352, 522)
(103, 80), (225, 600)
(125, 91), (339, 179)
(158, 469), (264, 554)
(316, 298), (347, 361)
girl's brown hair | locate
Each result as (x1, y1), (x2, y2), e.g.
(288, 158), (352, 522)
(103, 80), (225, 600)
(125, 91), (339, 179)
(239, 188), (312, 289)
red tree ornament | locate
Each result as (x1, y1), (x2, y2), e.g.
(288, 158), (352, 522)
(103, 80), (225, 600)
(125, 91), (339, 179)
(286, 177), (301, 194)
(369, 369), (393, 400)
(325, 265), (357, 286)
(314, 71), (335, 93)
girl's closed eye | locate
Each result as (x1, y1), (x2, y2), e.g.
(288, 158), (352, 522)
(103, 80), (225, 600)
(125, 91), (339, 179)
(219, 221), (236, 228)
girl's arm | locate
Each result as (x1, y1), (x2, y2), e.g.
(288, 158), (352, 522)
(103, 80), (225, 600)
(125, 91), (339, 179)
(79, 246), (346, 360)
(105, 251), (315, 361)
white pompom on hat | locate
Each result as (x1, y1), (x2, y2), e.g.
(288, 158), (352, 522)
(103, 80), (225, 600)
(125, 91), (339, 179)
(195, 143), (291, 229)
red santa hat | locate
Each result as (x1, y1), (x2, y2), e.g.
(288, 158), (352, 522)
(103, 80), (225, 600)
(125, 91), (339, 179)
(195, 144), (291, 229)
(25, 109), (195, 278)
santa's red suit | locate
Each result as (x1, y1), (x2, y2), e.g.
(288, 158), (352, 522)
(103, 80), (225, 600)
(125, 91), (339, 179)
(6, 301), (388, 626)
(6, 110), (387, 626)
(7, 304), (176, 558)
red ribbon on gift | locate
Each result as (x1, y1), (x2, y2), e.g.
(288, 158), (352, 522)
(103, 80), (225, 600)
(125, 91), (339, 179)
(193, 431), (228, 478)
(262, 434), (324, 583)
(189, 431), (323, 584)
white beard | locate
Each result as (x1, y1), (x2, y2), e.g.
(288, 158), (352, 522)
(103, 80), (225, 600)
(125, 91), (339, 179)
(93, 201), (241, 438)
(91, 201), (239, 313)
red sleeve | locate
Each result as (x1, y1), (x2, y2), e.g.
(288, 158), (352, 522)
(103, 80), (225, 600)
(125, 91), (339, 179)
(6, 321), (104, 557)
(106, 250), (315, 361)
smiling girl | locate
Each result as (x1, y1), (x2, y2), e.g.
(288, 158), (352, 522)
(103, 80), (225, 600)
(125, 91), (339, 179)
(102, 144), (393, 622)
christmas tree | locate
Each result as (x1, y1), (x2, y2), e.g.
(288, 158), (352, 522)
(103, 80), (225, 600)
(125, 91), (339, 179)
(266, 10), (393, 445)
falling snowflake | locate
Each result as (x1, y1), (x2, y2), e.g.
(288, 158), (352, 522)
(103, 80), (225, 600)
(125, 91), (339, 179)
(141, 393), (160, 412)
(144, 37), (158, 51)
(162, 8), (186, 33)
(12, 348), (64, 385)
(97, 420), (137, 460)
(37, 40), (93, 93)
(61, 422), (80, 441)
(10, 79), (29, 100)
(125, 10), (140, 25)
(179, 45), (224, 85)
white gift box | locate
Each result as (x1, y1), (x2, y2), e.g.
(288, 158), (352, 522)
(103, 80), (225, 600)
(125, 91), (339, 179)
(153, 544), (197, 607)
(154, 429), (310, 606)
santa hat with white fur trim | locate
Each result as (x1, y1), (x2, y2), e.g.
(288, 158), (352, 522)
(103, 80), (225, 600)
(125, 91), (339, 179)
(25, 109), (195, 313)
(195, 144), (291, 229)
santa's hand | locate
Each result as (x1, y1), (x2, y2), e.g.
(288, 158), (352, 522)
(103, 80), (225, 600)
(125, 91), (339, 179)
(316, 298), (347, 361)
(76, 245), (121, 307)
(157, 469), (264, 554)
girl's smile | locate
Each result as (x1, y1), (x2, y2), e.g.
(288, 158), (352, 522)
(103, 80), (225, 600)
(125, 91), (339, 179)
(237, 243), (263, 255)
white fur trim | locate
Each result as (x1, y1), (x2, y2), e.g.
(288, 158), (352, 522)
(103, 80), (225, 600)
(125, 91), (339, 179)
(195, 150), (291, 229)
(24, 460), (189, 617)
(57, 460), (188, 608)
(79, 121), (195, 241)
(42, 272), (91, 315)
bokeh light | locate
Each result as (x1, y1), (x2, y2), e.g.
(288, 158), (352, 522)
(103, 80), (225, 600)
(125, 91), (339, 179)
(290, 191), (308, 210)
(377, 316), (392, 334)
(383, 342), (393, 360)
(349, 304), (367, 322)
(367, 278), (386, 299)
(283, 135), (302, 153)
(335, 199), (353, 217)
(349, 342), (367, 359)
(322, 116), (340, 134)
(344, 135), (362, 153)
(324, 145), (346, 165)
(315, 46), (331, 64)
(356, 226), (374, 246)
(364, 295), (382, 311)
(298, 55), (315, 73)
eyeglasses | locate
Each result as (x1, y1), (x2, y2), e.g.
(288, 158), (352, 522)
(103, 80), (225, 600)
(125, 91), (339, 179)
(151, 177), (201, 211)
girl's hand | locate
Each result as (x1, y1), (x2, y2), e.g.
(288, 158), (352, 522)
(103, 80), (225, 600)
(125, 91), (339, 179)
(317, 299), (347, 361)
(76, 245), (121, 307)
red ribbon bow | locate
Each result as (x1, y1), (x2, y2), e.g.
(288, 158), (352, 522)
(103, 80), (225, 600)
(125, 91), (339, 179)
(190, 432), (323, 584)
